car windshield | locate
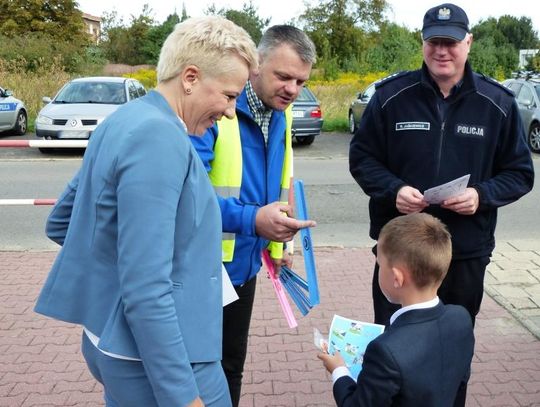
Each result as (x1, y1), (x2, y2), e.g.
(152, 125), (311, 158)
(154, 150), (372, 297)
(54, 81), (126, 104)
(296, 87), (316, 102)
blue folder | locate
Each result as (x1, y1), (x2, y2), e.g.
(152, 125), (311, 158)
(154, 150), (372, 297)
(294, 179), (320, 306)
(277, 179), (320, 316)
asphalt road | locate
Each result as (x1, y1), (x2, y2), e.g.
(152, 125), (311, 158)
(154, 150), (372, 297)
(0, 131), (538, 250)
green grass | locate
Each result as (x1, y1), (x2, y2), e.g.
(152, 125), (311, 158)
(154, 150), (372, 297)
(1, 60), (71, 132)
(322, 118), (349, 132)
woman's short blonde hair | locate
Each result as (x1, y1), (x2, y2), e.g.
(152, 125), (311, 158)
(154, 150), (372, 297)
(157, 16), (258, 83)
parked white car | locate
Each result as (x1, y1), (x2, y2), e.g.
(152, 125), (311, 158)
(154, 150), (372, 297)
(36, 76), (146, 143)
(0, 86), (27, 135)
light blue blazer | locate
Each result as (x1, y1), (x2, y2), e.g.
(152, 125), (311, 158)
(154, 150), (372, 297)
(35, 90), (223, 406)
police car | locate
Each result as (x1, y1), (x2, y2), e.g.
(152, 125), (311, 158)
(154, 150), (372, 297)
(0, 86), (27, 135)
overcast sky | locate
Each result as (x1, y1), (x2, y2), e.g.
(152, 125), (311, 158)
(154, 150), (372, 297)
(77, 0), (540, 33)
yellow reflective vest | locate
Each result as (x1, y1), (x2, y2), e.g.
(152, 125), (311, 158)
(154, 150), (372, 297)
(211, 106), (293, 262)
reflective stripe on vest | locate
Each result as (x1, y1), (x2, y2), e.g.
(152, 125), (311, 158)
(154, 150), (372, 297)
(213, 106), (293, 262)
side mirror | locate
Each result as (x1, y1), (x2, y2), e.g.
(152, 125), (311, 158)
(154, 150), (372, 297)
(4, 89), (13, 97)
(42, 96), (52, 104)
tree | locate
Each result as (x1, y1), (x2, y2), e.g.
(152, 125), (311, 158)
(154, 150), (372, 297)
(526, 53), (540, 71)
(205, 1), (270, 44)
(125, 5), (154, 65)
(363, 23), (422, 73)
(473, 15), (539, 50)
(0, 0), (87, 44)
(0, 0), (93, 72)
(142, 13), (181, 64)
(469, 36), (517, 79)
(100, 5), (154, 65)
(470, 15), (539, 79)
(497, 15), (539, 50)
(299, 0), (389, 72)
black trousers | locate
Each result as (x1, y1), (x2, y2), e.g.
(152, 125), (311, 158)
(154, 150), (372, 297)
(221, 276), (257, 407)
(372, 247), (490, 407)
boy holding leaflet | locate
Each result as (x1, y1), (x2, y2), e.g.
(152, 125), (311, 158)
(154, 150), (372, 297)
(318, 213), (474, 407)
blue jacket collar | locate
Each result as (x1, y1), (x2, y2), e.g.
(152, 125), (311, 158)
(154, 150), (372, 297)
(390, 302), (445, 328)
(145, 90), (183, 123)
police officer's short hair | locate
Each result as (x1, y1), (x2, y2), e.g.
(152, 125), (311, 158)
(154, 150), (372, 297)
(258, 25), (316, 64)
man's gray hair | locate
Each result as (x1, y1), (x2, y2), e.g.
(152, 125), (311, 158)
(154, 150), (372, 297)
(258, 25), (316, 64)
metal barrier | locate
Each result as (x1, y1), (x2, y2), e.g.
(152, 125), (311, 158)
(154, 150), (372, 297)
(0, 140), (87, 205)
(0, 140), (88, 148)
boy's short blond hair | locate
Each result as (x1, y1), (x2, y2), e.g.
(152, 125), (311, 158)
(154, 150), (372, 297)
(157, 16), (258, 83)
(378, 213), (452, 288)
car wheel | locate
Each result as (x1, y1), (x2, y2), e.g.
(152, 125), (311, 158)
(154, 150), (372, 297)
(348, 111), (356, 134)
(13, 110), (27, 135)
(295, 135), (315, 145)
(529, 122), (540, 153)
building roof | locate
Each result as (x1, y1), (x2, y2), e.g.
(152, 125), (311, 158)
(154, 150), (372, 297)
(82, 13), (101, 22)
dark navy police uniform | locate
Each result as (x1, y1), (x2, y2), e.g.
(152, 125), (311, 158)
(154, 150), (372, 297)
(350, 61), (534, 326)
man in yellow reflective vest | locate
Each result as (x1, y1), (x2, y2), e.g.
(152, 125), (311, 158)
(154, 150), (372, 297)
(190, 25), (317, 407)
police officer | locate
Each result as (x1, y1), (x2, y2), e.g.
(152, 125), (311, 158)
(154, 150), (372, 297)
(190, 25), (316, 407)
(349, 4), (534, 403)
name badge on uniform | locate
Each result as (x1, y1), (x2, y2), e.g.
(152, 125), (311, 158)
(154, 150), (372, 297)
(395, 122), (430, 131)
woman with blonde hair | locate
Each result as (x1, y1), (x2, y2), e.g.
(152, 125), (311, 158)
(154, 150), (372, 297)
(35, 16), (257, 407)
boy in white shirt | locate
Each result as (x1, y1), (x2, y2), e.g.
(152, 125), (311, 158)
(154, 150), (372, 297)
(318, 213), (474, 407)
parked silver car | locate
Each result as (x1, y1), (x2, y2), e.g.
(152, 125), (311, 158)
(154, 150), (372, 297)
(291, 86), (323, 145)
(36, 76), (146, 143)
(0, 86), (27, 135)
(348, 81), (377, 134)
(502, 75), (540, 153)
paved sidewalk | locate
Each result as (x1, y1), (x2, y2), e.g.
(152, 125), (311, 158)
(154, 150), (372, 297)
(1, 246), (539, 406)
(485, 240), (540, 340)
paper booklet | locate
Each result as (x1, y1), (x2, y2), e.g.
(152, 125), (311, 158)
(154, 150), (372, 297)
(315, 315), (385, 381)
(222, 263), (239, 306)
(423, 174), (470, 204)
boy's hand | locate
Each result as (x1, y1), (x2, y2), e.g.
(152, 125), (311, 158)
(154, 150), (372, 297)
(317, 343), (346, 374)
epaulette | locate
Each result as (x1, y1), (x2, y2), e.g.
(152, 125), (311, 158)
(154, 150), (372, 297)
(374, 71), (409, 89)
(479, 73), (514, 96)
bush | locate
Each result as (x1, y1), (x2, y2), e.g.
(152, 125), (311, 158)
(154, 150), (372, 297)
(123, 68), (157, 89)
(0, 57), (71, 131)
(0, 33), (104, 74)
(309, 72), (387, 132)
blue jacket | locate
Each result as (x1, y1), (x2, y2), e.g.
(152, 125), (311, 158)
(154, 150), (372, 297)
(350, 62), (534, 259)
(333, 303), (474, 407)
(35, 90), (223, 406)
(190, 89), (287, 285)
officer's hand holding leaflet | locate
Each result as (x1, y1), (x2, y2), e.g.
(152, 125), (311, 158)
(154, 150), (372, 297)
(255, 201), (316, 242)
(396, 185), (429, 214)
(441, 187), (479, 215)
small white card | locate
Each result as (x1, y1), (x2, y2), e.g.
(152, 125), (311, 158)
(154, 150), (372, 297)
(222, 264), (239, 306)
(313, 327), (327, 351)
(423, 174), (470, 204)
